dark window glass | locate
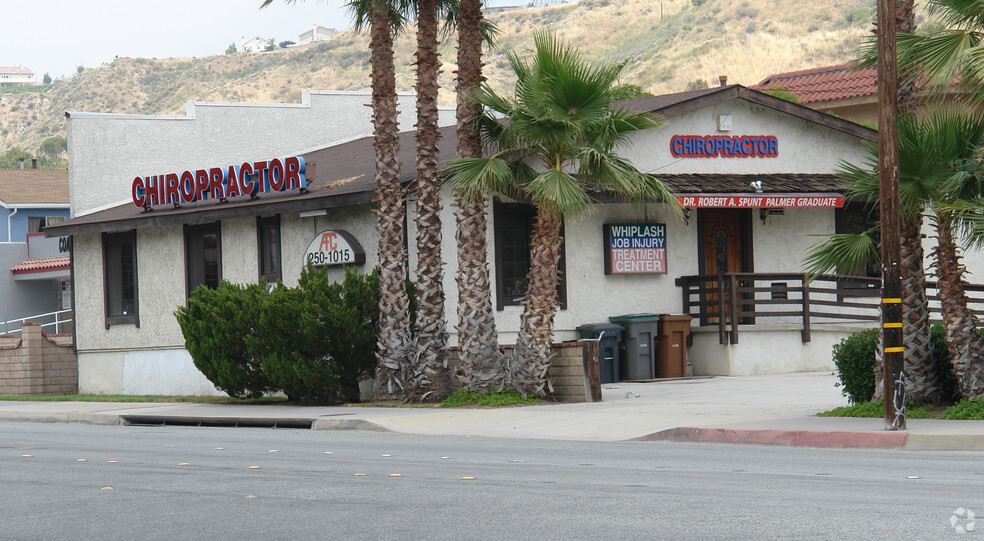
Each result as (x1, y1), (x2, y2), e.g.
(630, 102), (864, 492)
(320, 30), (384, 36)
(493, 201), (567, 309)
(27, 216), (44, 233)
(834, 202), (880, 278)
(103, 230), (138, 327)
(715, 230), (728, 274)
(258, 216), (281, 282)
(185, 222), (222, 295)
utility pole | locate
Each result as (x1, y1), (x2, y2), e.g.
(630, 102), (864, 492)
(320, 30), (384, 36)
(877, 0), (905, 430)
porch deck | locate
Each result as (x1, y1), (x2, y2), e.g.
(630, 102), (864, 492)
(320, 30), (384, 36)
(675, 273), (984, 345)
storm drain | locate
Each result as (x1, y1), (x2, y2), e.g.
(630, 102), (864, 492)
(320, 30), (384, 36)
(120, 416), (314, 429)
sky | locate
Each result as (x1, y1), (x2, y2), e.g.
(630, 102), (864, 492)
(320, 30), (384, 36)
(2, 0), (519, 82)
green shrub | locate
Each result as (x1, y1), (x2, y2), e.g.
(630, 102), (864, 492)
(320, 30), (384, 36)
(817, 401), (933, 418)
(930, 323), (963, 403)
(940, 398), (984, 420)
(250, 266), (380, 403)
(832, 328), (878, 404)
(175, 282), (273, 398)
(832, 324), (963, 405)
(177, 266), (400, 404)
(441, 388), (541, 408)
(843, 6), (871, 26)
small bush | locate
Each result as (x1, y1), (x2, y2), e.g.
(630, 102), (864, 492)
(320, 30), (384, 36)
(818, 401), (933, 418)
(832, 328), (878, 404)
(249, 266), (380, 403)
(832, 324), (963, 405)
(930, 323), (963, 403)
(441, 388), (541, 408)
(175, 282), (273, 399)
(940, 398), (984, 420)
(844, 6), (871, 26)
(766, 86), (800, 104)
(177, 266), (396, 404)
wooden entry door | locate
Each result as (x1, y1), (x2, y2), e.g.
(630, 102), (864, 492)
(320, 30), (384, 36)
(702, 212), (745, 275)
(700, 212), (749, 324)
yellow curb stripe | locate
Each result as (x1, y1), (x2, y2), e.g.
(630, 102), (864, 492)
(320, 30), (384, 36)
(884, 347), (905, 353)
(883, 323), (903, 328)
(882, 298), (902, 304)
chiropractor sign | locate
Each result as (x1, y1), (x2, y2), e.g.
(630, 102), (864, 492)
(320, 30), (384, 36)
(131, 156), (307, 209)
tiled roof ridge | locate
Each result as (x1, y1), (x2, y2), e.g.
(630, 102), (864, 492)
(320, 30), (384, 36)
(755, 63), (869, 85)
(751, 63), (877, 104)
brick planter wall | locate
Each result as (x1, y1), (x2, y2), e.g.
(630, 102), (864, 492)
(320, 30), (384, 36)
(0, 323), (78, 395)
(443, 341), (588, 403)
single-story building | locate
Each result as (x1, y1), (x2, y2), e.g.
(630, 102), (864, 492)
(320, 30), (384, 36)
(49, 83), (913, 395)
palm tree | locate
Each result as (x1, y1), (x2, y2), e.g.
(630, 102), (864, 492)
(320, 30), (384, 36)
(408, 0), (451, 402)
(346, 0), (414, 400)
(444, 32), (675, 396)
(894, 0), (984, 104)
(806, 107), (984, 399)
(452, 0), (507, 391)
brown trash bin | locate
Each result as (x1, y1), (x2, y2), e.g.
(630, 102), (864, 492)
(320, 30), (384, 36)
(655, 314), (693, 378)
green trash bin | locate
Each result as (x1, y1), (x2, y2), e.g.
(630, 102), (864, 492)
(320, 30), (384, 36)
(609, 313), (659, 381)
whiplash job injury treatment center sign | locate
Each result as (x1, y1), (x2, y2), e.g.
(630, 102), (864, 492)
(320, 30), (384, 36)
(604, 224), (667, 275)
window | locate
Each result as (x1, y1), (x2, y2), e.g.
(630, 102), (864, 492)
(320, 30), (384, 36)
(28, 216), (65, 233)
(834, 202), (880, 280)
(257, 215), (281, 283)
(493, 200), (567, 310)
(103, 231), (138, 328)
(185, 222), (222, 296)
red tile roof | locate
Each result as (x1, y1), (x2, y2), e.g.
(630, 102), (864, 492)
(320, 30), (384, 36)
(11, 257), (70, 274)
(750, 63), (877, 104)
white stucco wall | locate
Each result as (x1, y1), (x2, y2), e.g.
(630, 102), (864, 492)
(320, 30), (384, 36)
(69, 94), (878, 393)
(67, 90), (454, 216)
(623, 99), (870, 175)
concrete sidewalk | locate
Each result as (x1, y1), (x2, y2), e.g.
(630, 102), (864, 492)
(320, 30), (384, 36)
(2, 372), (983, 450)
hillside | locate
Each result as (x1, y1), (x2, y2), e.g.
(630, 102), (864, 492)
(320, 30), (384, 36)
(0, 0), (931, 157)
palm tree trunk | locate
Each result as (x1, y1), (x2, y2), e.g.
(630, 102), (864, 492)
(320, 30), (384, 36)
(409, 0), (451, 402)
(875, 215), (943, 403)
(896, 0), (918, 114)
(370, 5), (412, 400)
(930, 214), (984, 398)
(510, 207), (563, 397)
(454, 0), (505, 390)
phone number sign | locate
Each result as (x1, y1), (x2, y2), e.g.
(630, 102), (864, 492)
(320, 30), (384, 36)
(303, 230), (366, 267)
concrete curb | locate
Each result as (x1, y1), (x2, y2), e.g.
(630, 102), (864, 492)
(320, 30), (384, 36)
(0, 411), (122, 426)
(311, 418), (391, 432)
(639, 427), (909, 449)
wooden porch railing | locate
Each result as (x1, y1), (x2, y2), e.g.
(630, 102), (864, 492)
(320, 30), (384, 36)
(675, 273), (984, 345)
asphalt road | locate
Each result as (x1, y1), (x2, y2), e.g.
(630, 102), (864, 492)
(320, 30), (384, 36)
(1, 423), (982, 540)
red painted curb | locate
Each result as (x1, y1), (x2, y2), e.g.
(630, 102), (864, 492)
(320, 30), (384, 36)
(639, 427), (909, 449)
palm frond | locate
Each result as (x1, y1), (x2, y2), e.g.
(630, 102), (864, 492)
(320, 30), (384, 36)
(526, 168), (592, 218)
(442, 157), (518, 201)
(802, 230), (881, 280)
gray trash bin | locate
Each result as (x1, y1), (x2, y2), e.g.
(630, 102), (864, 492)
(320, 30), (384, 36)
(609, 314), (659, 381)
(577, 323), (624, 384)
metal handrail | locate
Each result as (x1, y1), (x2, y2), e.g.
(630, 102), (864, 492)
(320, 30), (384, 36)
(1, 309), (73, 335)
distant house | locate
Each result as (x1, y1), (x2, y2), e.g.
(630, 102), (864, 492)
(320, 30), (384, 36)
(298, 24), (337, 45)
(750, 63), (970, 126)
(0, 66), (34, 87)
(240, 36), (269, 53)
(0, 166), (71, 335)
